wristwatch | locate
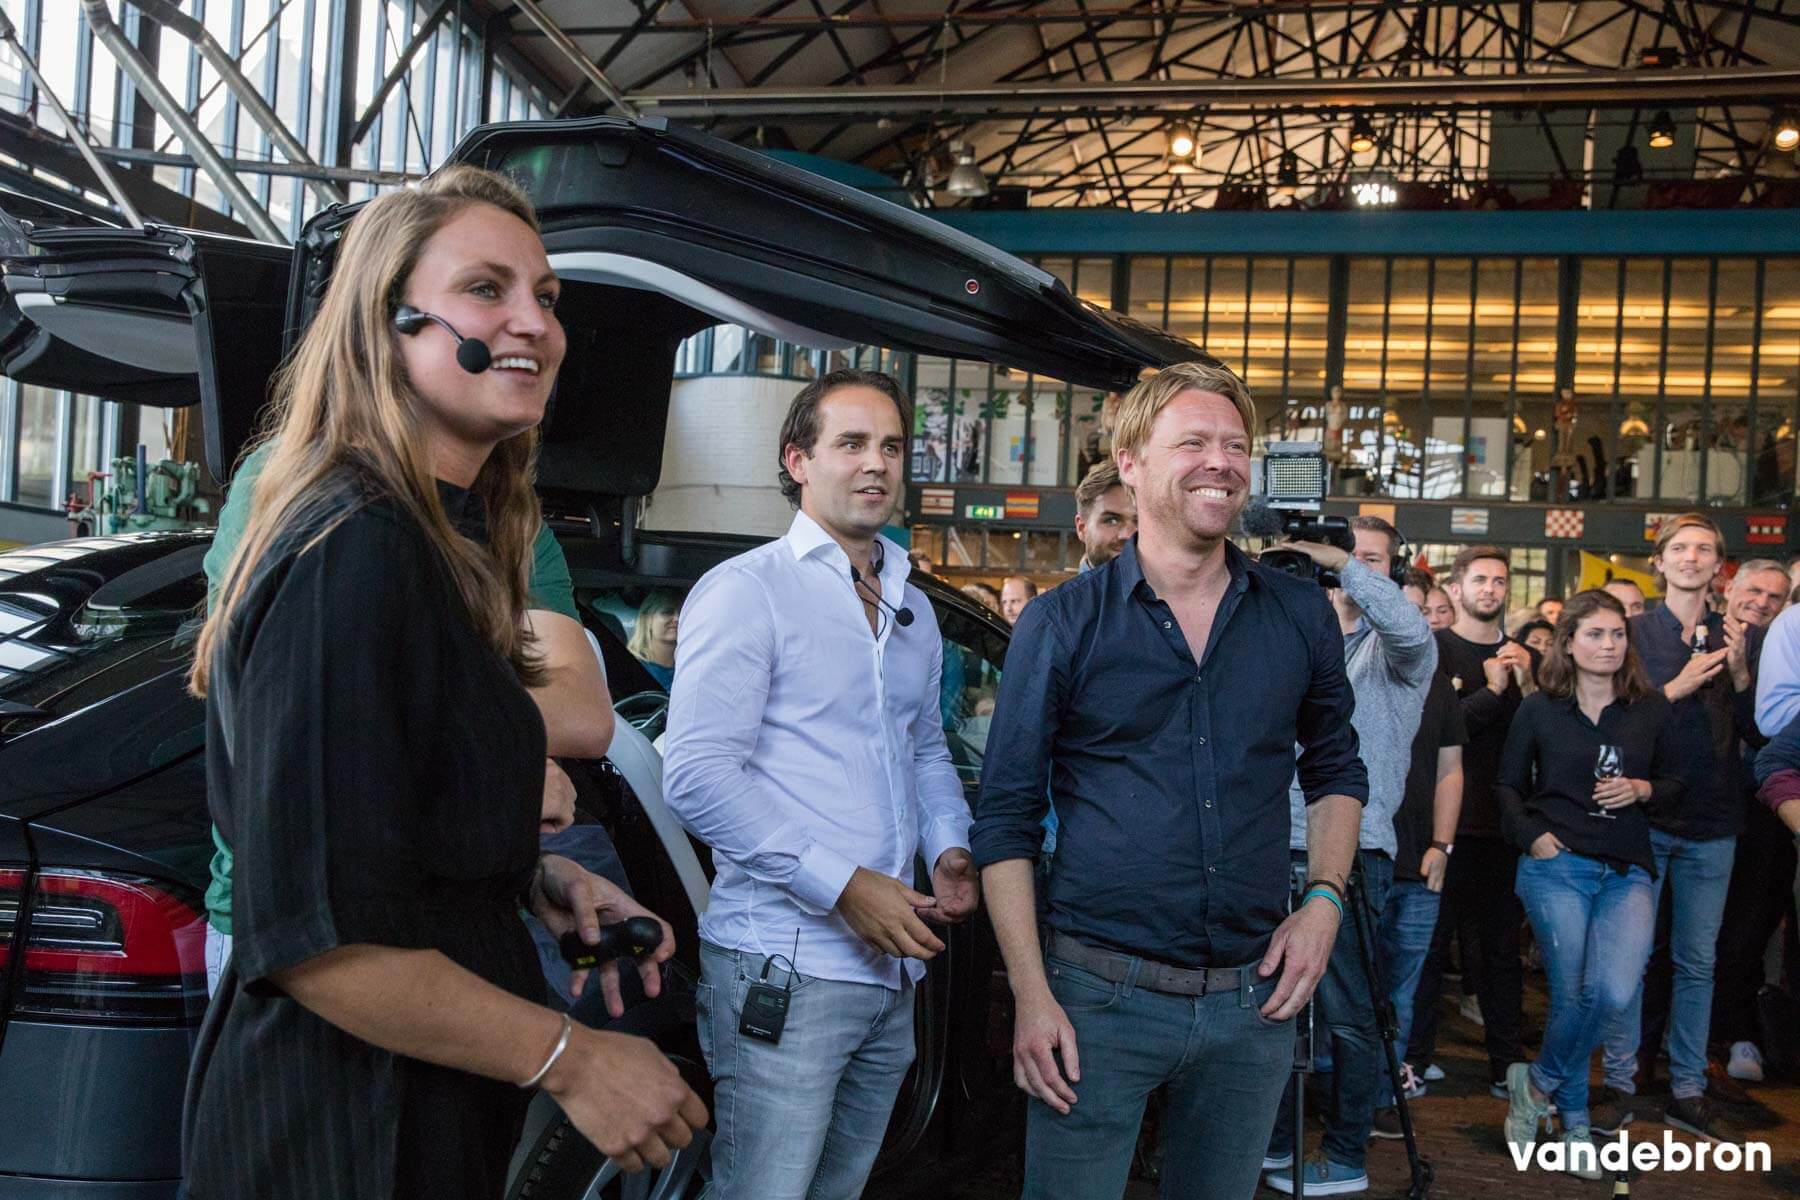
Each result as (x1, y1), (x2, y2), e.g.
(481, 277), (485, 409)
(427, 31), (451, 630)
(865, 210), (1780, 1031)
(1430, 841), (1455, 856)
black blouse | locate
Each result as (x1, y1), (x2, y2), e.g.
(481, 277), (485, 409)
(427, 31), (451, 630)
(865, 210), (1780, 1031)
(1494, 689), (1685, 876)
(184, 472), (548, 1200)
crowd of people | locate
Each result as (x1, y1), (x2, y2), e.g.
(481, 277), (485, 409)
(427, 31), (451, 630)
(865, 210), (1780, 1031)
(179, 162), (1797, 1200)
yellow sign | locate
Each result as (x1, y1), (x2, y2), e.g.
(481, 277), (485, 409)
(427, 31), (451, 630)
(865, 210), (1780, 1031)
(1576, 550), (1660, 599)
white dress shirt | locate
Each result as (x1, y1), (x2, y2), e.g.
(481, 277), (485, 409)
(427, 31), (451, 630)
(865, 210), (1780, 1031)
(663, 510), (971, 988)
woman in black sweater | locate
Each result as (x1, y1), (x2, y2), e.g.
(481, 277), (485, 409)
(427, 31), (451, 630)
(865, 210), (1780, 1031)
(1493, 589), (1683, 1175)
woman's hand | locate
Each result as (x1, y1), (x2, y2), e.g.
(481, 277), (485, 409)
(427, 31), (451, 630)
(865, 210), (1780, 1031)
(529, 854), (675, 1017)
(540, 759), (576, 834)
(543, 1027), (708, 1173)
(1593, 777), (1649, 811)
(1529, 832), (1565, 860)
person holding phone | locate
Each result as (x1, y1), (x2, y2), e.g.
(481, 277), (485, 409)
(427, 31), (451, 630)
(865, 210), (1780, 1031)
(1494, 589), (1683, 1175)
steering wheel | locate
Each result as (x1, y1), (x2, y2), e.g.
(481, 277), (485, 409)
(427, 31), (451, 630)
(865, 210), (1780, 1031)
(614, 689), (671, 738)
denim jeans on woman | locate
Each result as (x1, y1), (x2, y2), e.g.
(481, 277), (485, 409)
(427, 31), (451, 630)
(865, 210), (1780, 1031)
(1600, 828), (1736, 1100)
(1023, 949), (1294, 1199)
(696, 941), (915, 1200)
(1376, 879), (1441, 1107)
(1515, 850), (1656, 1132)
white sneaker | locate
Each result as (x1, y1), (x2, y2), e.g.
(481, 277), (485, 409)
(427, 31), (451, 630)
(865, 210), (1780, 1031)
(1422, 1063), (1446, 1082)
(1459, 995), (1485, 1026)
(1727, 1041), (1764, 1083)
(1560, 1128), (1605, 1180)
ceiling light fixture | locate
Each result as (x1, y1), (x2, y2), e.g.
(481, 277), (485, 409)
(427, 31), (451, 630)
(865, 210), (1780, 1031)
(1165, 123), (1197, 160)
(1647, 110), (1677, 149)
(945, 142), (989, 198)
(1348, 114), (1377, 155)
(1774, 109), (1800, 153)
(1276, 149), (1300, 197)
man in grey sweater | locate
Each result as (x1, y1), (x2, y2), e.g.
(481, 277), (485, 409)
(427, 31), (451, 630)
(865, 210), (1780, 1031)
(1264, 515), (1437, 1197)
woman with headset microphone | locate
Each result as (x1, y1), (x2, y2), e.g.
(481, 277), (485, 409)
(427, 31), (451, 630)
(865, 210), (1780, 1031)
(182, 167), (705, 1199)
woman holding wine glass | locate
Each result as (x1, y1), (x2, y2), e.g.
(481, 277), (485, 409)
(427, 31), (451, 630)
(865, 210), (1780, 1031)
(1492, 589), (1684, 1174)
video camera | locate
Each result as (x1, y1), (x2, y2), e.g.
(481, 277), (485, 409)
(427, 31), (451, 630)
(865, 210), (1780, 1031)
(1245, 442), (1406, 589)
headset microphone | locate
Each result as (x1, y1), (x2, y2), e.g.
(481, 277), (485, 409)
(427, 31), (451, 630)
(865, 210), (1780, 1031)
(849, 562), (915, 628)
(392, 304), (493, 374)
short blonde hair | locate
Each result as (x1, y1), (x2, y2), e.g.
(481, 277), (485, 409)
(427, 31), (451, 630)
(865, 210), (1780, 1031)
(1111, 361), (1257, 458)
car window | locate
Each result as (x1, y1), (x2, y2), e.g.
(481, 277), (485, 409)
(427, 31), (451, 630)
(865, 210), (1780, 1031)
(578, 585), (690, 697)
(931, 599), (1007, 789)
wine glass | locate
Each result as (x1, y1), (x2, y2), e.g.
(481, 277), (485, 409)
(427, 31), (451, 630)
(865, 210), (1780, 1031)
(1591, 744), (1623, 820)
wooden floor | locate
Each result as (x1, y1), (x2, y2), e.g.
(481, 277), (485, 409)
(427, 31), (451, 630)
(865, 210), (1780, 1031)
(948, 982), (1800, 1198)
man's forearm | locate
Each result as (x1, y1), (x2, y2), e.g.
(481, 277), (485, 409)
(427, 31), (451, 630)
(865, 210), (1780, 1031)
(982, 858), (1051, 1001)
(1431, 766), (1463, 845)
(1304, 793), (1364, 893)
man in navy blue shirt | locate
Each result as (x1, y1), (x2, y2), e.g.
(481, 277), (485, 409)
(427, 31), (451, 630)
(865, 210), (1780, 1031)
(1598, 513), (1750, 1140)
(970, 361), (1369, 1200)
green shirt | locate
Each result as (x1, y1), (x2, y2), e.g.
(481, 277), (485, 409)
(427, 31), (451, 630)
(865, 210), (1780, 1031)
(201, 443), (576, 932)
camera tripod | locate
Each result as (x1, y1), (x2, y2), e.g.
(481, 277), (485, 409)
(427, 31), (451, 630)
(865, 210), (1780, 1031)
(1283, 853), (1434, 1200)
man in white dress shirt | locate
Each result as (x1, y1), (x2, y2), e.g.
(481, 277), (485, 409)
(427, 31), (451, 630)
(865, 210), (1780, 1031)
(664, 369), (980, 1200)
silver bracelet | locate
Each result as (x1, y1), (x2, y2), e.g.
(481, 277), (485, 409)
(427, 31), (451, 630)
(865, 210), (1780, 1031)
(521, 1012), (573, 1090)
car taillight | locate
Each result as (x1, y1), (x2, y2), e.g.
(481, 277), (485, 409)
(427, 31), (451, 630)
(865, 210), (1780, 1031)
(0, 868), (208, 1025)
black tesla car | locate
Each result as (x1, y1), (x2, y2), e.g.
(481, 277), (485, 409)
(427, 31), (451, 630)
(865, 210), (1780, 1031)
(0, 116), (1206, 1198)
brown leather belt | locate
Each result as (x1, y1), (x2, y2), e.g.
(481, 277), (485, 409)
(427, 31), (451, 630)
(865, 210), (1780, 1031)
(1046, 930), (1259, 999)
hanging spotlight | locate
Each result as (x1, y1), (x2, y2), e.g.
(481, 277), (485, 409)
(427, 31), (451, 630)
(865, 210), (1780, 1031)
(1348, 113), (1377, 155)
(1276, 149), (1300, 197)
(1774, 109), (1800, 153)
(1165, 123), (1197, 160)
(945, 142), (989, 198)
(1647, 110), (1677, 149)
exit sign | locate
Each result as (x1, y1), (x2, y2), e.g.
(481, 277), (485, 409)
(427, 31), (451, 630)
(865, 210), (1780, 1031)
(965, 504), (1003, 520)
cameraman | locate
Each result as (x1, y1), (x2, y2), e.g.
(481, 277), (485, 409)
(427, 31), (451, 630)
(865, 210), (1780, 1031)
(1263, 517), (1436, 1195)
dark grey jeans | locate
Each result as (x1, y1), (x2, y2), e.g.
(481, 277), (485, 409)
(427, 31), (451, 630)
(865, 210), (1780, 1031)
(1022, 948), (1294, 1200)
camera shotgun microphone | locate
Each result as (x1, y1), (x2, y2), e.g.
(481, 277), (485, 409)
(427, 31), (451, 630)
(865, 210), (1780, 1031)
(849, 563), (914, 627)
(1240, 494), (1286, 539)
(392, 304), (493, 374)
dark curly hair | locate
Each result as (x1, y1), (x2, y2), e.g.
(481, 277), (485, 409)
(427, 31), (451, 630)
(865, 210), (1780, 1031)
(776, 369), (912, 507)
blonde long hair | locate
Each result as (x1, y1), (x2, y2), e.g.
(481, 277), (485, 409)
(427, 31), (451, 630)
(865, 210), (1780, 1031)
(190, 165), (548, 696)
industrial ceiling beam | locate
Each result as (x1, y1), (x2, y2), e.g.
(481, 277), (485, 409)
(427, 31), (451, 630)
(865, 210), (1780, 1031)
(79, 0), (285, 242)
(629, 63), (1800, 120)
(0, 8), (143, 226)
(345, 0), (459, 156)
(130, 0), (347, 206)
(507, 0), (642, 118)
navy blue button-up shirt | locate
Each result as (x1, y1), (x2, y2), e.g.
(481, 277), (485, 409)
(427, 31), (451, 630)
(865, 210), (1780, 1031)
(970, 538), (1369, 969)
(1629, 604), (1753, 841)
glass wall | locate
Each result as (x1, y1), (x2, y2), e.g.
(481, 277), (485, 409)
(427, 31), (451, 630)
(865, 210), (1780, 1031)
(899, 251), (1799, 507)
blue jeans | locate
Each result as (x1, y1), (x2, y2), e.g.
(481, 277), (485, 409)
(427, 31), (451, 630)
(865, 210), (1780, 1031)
(1270, 852), (1393, 1170)
(1376, 879), (1441, 1106)
(1601, 829), (1736, 1100)
(1024, 949), (1294, 1199)
(696, 942), (915, 1200)
(1516, 851), (1656, 1132)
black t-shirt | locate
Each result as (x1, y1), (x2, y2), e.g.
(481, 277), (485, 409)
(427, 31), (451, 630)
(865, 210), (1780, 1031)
(1434, 628), (1538, 840)
(185, 473), (549, 1200)
(1394, 670), (1469, 880)
(1495, 690), (1684, 875)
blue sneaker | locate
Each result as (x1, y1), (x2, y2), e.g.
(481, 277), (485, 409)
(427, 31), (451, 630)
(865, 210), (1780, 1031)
(1264, 1151), (1369, 1195)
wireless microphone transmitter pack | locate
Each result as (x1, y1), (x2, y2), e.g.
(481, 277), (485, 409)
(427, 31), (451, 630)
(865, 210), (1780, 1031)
(739, 981), (791, 1045)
